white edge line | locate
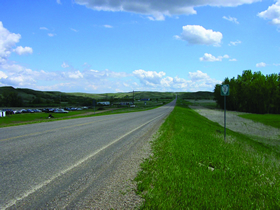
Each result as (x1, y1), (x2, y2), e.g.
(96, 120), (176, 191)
(2, 113), (165, 210)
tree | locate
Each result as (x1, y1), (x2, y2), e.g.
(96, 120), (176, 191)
(2, 91), (23, 107)
(214, 70), (280, 114)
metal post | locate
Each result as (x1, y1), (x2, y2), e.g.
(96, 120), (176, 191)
(224, 95), (226, 141)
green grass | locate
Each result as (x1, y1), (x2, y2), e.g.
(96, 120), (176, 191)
(185, 99), (218, 109)
(135, 100), (280, 209)
(239, 113), (280, 129)
(0, 110), (89, 127)
(0, 100), (172, 127)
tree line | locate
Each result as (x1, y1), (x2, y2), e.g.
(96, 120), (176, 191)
(214, 70), (280, 114)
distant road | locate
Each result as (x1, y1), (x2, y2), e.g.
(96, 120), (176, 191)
(0, 100), (176, 209)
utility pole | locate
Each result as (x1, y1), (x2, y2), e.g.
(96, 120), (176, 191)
(133, 90), (134, 104)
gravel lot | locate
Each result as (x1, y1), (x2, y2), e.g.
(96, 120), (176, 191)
(190, 106), (280, 146)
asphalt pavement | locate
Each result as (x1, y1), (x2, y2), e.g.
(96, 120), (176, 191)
(0, 100), (175, 209)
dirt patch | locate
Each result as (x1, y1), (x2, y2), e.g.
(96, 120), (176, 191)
(190, 106), (280, 146)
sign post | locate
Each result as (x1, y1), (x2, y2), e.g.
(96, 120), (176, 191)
(220, 84), (229, 142)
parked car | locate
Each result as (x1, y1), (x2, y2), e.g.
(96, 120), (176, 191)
(53, 109), (68, 113)
(26, 109), (34, 113)
(13, 110), (22, 114)
(32, 109), (42, 113)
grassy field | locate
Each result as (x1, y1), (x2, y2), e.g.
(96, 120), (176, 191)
(135, 100), (280, 209)
(185, 99), (217, 109)
(0, 110), (92, 127)
(239, 113), (280, 129)
(0, 100), (171, 127)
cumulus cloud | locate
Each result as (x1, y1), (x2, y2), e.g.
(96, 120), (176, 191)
(258, 1), (280, 25)
(66, 70), (84, 79)
(188, 70), (221, 91)
(229, 40), (241, 46)
(175, 25), (222, 46)
(256, 62), (267, 67)
(104, 25), (113, 28)
(13, 46), (33, 55)
(199, 53), (230, 62)
(75, 0), (260, 21)
(132, 69), (220, 92)
(0, 70), (8, 79)
(0, 62), (60, 87)
(0, 21), (21, 62)
(48, 33), (56, 37)
(223, 16), (239, 24)
(0, 21), (33, 66)
(133, 69), (165, 86)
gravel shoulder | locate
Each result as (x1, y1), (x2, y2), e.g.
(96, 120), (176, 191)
(190, 106), (280, 146)
(76, 113), (167, 209)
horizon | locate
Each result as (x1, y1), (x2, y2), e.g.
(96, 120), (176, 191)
(0, 0), (279, 93)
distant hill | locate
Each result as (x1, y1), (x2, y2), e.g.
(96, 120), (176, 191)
(0, 86), (213, 107)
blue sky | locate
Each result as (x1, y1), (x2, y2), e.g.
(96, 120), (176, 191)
(0, 0), (279, 93)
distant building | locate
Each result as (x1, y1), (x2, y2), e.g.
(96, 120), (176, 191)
(97, 101), (110, 106)
(114, 102), (133, 106)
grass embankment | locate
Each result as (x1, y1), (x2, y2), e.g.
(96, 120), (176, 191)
(135, 100), (280, 209)
(239, 113), (280, 129)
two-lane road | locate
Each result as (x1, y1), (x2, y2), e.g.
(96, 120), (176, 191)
(0, 100), (175, 209)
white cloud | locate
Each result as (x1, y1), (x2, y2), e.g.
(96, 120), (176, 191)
(0, 21), (21, 62)
(75, 0), (261, 21)
(229, 58), (237, 61)
(13, 46), (33, 55)
(199, 53), (230, 62)
(223, 16), (239, 24)
(0, 70), (8, 79)
(256, 62), (267, 67)
(40, 27), (49, 30)
(104, 25), (113, 28)
(189, 70), (209, 81)
(67, 70), (84, 79)
(132, 69), (220, 92)
(61, 62), (69, 68)
(90, 69), (99, 72)
(0, 62), (59, 87)
(229, 40), (241, 46)
(84, 69), (130, 79)
(57, 0), (61, 4)
(161, 76), (173, 87)
(188, 70), (221, 91)
(273, 63), (280, 66)
(133, 69), (165, 86)
(258, 1), (280, 25)
(175, 25), (222, 46)
(48, 33), (56, 37)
